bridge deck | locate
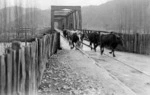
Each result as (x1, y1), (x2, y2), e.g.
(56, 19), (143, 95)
(39, 35), (136, 95)
(54, 28), (150, 95)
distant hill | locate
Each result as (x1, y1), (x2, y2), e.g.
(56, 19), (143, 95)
(82, 1), (118, 30)
(82, 0), (150, 33)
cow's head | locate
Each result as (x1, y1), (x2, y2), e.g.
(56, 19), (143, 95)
(117, 36), (123, 46)
(76, 32), (85, 48)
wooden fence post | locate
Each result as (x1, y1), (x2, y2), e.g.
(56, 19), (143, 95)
(6, 52), (13, 95)
(134, 33), (138, 53)
(31, 42), (37, 95)
(20, 48), (26, 95)
(35, 39), (40, 88)
(0, 30), (64, 95)
(0, 55), (6, 95)
(25, 47), (31, 95)
(12, 50), (17, 95)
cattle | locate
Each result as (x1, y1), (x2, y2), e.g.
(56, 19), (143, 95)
(86, 32), (100, 51)
(77, 31), (85, 48)
(67, 30), (84, 49)
(63, 29), (67, 38)
(100, 32), (123, 57)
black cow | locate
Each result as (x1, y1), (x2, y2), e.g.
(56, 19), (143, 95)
(87, 32), (100, 51)
(100, 32), (123, 57)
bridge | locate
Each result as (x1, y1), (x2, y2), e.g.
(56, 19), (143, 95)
(0, 5), (150, 95)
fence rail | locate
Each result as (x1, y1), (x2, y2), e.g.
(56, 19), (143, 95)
(0, 31), (60, 95)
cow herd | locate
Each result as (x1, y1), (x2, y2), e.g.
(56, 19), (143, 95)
(63, 29), (123, 57)
(63, 29), (85, 49)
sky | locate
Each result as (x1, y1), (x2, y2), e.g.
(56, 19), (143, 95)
(0, 0), (111, 10)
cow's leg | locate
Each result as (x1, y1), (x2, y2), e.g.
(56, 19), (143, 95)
(109, 49), (113, 54)
(94, 43), (97, 52)
(70, 42), (72, 49)
(102, 48), (104, 55)
(75, 42), (78, 50)
(72, 42), (75, 49)
(69, 40), (71, 45)
(80, 41), (83, 49)
(100, 45), (104, 55)
(112, 49), (115, 57)
(109, 45), (115, 54)
(70, 41), (74, 49)
(112, 45), (117, 57)
(94, 43), (96, 51)
(90, 42), (92, 50)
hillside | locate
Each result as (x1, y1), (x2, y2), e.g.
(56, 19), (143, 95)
(82, 1), (118, 30)
(82, 0), (150, 33)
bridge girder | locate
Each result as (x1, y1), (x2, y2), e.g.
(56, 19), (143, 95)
(51, 6), (82, 31)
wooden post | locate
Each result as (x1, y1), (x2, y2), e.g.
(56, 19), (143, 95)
(0, 55), (6, 95)
(25, 47), (30, 95)
(12, 50), (17, 95)
(20, 48), (26, 95)
(37, 39), (41, 87)
(31, 42), (37, 95)
(6, 52), (13, 95)
(17, 49), (22, 95)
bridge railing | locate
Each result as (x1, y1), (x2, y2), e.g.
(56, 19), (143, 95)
(0, 31), (60, 95)
(78, 29), (150, 55)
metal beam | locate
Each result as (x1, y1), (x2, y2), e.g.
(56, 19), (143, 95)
(54, 15), (66, 17)
(51, 6), (81, 11)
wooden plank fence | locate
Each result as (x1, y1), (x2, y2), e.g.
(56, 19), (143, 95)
(118, 33), (150, 55)
(79, 29), (150, 55)
(0, 32), (60, 95)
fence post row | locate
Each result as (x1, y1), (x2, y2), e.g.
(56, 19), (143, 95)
(0, 32), (60, 95)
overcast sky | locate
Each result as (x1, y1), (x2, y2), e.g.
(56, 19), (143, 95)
(0, 0), (111, 9)
(38, 0), (111, 9)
